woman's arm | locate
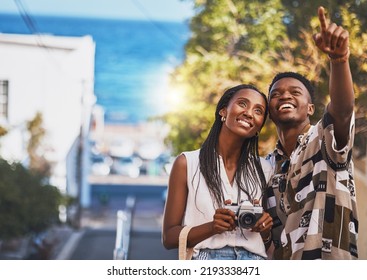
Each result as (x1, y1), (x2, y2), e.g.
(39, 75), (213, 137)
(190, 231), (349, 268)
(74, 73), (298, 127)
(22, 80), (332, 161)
(162, 154), (237, 249)
(162, 154), (190, 249)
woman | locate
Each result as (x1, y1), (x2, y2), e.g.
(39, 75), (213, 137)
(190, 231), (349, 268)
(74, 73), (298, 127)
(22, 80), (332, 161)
(162, 84), (273, 260)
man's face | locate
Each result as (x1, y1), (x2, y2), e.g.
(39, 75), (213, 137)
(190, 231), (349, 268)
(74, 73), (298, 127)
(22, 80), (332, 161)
(268, 77), (314, 126)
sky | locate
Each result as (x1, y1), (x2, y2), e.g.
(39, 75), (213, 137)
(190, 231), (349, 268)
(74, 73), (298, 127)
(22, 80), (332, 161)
(0, 0), (195, 22)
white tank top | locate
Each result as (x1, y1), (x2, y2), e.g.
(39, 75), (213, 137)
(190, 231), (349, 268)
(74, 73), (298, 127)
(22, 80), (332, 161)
(182, 149), (272, 258)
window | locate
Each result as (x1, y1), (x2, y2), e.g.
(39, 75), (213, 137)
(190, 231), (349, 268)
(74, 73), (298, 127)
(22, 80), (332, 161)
(0, 80), (9, 119)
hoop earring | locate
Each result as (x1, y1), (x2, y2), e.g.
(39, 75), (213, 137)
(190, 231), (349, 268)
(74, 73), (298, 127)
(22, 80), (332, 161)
(221, 116), (226, 122)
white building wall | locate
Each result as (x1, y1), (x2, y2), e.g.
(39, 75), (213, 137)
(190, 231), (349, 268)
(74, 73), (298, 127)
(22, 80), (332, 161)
(0, 33), (95, 207)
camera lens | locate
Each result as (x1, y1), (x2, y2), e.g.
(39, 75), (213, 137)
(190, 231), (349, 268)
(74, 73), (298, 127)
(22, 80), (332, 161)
(238, 212), (256, 229)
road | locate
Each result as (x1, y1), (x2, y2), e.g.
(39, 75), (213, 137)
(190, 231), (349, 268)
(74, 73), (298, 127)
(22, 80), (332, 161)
(63, 180), (178, 260)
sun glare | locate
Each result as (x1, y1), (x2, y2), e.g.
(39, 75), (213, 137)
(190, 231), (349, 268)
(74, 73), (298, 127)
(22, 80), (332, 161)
(166, 85), (185, 111)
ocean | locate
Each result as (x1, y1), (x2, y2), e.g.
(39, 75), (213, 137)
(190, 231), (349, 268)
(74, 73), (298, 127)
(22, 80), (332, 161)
(0, 13), (190, 124)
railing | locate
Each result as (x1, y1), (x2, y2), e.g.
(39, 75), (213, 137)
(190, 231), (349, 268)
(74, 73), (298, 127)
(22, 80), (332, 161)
(113, 195), (136, 260)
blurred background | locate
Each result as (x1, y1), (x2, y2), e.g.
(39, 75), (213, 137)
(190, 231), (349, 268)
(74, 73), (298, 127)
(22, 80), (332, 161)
(0, 0), (366, 260)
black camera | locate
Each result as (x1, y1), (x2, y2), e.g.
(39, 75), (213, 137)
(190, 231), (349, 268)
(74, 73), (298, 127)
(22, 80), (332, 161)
(225, 200), (263, 229)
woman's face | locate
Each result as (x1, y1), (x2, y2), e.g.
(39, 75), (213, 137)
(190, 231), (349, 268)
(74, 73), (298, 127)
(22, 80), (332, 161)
(220, 88), (267, 138)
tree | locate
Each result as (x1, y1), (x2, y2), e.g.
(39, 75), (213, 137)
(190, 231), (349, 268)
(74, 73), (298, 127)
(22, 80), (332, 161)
(0, 159), (62, 240)
(280, 1), (367, 157)
(162, 0), (367, 156)
(163, 0), (287, 155)
(0, 112), (68, 241)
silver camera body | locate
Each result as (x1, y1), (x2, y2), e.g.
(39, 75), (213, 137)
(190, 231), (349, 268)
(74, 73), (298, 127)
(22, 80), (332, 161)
(225, 200), (263, 229)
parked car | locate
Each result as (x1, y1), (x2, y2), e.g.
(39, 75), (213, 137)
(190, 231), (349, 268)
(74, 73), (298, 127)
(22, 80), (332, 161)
(111, 156), (141, 178)
(137, 140), (163, 160)
(109, 137), (135, 158)
(90, 154), (113, 176)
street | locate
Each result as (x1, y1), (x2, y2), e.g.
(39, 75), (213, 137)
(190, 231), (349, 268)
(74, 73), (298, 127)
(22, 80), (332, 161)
(63, 180), (178, 260)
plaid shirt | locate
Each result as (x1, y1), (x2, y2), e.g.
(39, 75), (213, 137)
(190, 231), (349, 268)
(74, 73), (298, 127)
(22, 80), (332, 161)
(265, 111), (358, 259)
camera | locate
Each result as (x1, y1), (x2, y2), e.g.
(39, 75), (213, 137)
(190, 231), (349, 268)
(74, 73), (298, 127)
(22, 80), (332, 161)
(225, 200), (263, 229)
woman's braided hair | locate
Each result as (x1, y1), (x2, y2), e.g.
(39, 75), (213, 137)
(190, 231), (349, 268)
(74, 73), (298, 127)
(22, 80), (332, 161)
(198, 84), (268, 208)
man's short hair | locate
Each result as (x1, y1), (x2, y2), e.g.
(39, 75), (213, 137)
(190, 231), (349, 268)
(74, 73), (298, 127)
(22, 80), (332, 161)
(268, 72), (315, 103)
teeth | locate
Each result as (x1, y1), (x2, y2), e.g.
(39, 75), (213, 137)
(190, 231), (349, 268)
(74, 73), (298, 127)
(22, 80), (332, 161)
(238, 119), (251, 128)
(279, 103), (295, 110)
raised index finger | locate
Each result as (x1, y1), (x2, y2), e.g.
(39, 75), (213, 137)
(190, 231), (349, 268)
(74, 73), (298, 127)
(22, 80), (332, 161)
(318, 6), (328, 31)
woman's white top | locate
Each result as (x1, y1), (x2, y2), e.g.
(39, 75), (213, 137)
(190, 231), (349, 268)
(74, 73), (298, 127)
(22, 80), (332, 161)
(182, 149), (272, 258)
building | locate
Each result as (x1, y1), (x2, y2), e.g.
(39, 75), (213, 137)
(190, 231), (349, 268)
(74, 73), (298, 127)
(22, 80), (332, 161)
(0, 32), (95, 209)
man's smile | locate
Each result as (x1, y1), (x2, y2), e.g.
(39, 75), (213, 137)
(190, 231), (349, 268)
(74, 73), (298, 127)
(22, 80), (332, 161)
(277, 103), (296, 111)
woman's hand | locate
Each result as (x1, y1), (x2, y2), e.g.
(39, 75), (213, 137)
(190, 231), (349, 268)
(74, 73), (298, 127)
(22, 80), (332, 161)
(212, 208), (237, 234)
(251, 211), (273, 241)
(212, 199), (237, 234)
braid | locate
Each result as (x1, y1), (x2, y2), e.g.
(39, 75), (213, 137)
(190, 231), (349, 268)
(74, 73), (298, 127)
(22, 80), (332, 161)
(199, 120), (223, 207)
(199, 84), (268, 207)
(235, 136), (267, 201)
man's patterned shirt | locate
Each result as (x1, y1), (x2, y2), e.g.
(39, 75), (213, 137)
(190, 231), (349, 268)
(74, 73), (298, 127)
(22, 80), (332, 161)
(265, 111), (358, 259)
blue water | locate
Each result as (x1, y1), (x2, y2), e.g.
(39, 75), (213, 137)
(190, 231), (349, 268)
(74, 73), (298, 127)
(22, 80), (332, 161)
(0, 13), (190, 124)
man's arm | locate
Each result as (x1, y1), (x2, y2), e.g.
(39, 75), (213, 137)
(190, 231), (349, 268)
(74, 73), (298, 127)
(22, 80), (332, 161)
(313, 6), (354, 149)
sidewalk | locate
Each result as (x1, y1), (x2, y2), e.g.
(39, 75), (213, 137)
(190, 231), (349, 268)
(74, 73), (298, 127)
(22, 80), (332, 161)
(0, 224), (75, 260)
(0, 192), (170, 260)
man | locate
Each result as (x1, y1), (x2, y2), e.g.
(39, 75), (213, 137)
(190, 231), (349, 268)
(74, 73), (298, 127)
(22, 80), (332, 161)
(264, 6), (358, 259)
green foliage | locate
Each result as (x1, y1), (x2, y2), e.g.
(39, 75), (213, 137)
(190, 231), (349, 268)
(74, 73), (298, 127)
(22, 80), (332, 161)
(162, 102), (213, 155)
(187, 0), (287, 55)
(281, 0), (367, 39)
(0, 159), (62, 240)
(162, 0), (367, 156)
(26, 112), (51, 177)
(162, 0), (287, 154)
